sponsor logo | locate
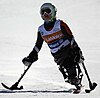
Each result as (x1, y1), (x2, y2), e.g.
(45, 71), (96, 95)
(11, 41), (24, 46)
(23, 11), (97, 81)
(42, 30), (64, 44)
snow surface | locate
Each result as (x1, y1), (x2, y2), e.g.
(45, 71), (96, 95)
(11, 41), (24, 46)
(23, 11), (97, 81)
(0, 0), (100, 97)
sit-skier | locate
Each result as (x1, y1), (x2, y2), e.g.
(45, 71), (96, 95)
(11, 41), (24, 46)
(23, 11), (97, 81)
(22, 3), (84, 93)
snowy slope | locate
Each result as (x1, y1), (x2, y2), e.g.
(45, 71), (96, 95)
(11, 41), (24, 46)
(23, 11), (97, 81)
(0, 0), (100, 97)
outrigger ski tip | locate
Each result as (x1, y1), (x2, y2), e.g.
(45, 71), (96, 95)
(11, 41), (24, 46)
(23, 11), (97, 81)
(1, 82), (23, 90)
(1, 64), (32, 90)
(85, 82), (97, 93)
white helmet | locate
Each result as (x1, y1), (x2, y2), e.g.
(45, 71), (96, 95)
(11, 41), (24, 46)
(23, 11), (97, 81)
(40, 3), (57, 22)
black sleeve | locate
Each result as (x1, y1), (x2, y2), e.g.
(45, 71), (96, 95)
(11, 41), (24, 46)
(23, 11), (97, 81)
(60, 20), (73, 42)
(60, 20), (78, 47)
(28, 31), (44, 59)
(35, 31), (44, 51)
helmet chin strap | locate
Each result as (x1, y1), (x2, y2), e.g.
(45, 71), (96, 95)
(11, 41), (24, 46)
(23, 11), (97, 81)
(44, 17), (56, 23)
(44, 19), (52, 23)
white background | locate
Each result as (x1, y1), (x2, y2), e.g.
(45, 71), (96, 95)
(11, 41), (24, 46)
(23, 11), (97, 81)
(0, 0), (100, 97)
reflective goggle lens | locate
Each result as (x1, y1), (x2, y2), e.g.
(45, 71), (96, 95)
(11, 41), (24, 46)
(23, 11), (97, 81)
(41, 8), (51, 15)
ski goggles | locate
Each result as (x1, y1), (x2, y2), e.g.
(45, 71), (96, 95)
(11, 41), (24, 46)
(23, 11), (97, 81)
(41, 8), (51, 15)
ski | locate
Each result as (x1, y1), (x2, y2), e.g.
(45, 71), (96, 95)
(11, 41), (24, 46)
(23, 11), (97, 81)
(73, 89), (81, 94)
(66, 88), (82, 94)
(1, 82), (96, 94)
(72, 85), (84, 94)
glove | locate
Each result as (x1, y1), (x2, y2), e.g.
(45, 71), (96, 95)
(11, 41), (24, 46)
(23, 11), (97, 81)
(22, 57), (32, 66)
(22, 55), (38, 66)
(22, 48), (38, 66)
(72, 46), (84, 63)
(74, 53), (81, 63)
